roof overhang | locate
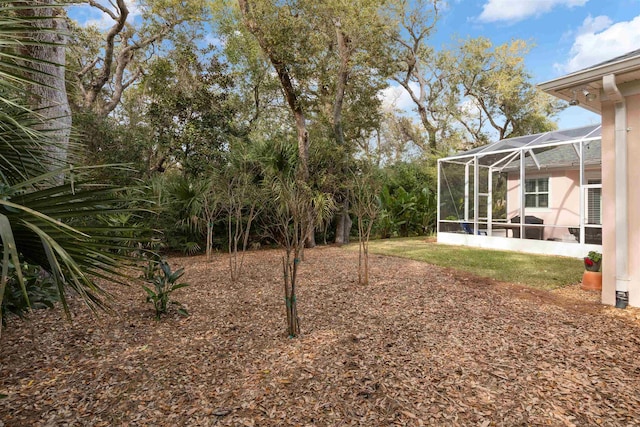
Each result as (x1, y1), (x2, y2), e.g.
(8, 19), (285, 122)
(538, 53), (640, 114)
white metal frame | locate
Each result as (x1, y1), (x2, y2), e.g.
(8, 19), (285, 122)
(437, 125), (603, 258)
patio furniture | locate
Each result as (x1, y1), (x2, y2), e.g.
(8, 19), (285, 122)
(510, 215), (544, 240)
(462, 223), (487, 235)
(569, 227), (602, 244)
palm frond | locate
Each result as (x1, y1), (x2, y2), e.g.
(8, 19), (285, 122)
(1, 166), (151, 317)
(0, 1), (150, 328)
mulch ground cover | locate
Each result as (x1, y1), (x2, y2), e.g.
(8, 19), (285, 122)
(2, 245), (640, 426)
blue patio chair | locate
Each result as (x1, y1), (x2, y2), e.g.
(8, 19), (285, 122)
(462, 222), (487, 235)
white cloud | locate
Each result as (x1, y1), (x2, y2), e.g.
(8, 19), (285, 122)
(459, 98), (481, 119)
(558, 14), (640, 73)
(379, 82), (419, 113)
(83, 14), (117, 29)
(577, 14), (613, 35)
(477, 0), (587, 24)
(70, 0), (142, 29)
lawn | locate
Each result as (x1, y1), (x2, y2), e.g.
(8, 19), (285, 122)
(364, 237), (584, 290)
(1, 246), (639, 426)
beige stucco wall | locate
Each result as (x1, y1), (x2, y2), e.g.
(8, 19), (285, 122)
(628, 95), (640, 307)
(507, 170), (582, 241)
(601, 102), (616, 306)
(600, 92), (640, 306)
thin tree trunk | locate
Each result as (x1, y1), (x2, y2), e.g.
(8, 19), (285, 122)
(294, 112), (310, 181)
(282, 255), (292, 335)
(238, 204), (256, 277)
(363, 220), (373, 285)
(363, 243), (369, 285)
(228, 213), (235, 281)
(283, 250), (300, 338)
(289, 250), (300, 337)
(206, 221), (213, 261)
(358, 217), (362, 281)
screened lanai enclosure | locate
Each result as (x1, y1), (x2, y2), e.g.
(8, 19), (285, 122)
(437, 124), (603, 258)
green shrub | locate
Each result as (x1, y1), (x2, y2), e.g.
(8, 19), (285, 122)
(2, 262), (59, 325)
(376, 161), (437, 237)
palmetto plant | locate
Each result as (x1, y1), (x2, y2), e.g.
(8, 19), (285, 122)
(1, 167), (145, 312)
(0, 1), (146, 333)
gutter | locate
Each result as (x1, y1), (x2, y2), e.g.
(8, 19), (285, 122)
(539, 54), (640, 92)
(602, 73), (630, 306)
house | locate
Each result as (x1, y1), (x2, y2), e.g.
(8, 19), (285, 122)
(437, 124), (603, 258)
(539, 48), (640, 308)
(438, 48), (640, 308)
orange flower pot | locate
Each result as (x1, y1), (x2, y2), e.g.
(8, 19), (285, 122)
(581, 271), (602, 291)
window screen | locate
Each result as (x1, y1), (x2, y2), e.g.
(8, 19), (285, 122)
(587, 179), (602, 225)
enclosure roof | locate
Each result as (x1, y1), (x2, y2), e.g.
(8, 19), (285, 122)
(440, 124), (601, 161)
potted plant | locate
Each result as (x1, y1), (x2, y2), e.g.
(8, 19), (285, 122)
(582, 251), (602, 291)
(584, 251), (602, 272)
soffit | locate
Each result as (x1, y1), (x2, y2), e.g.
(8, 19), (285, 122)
(538, 52), (640, 114)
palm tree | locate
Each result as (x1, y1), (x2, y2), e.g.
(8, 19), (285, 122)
(1, 1), (145, 333)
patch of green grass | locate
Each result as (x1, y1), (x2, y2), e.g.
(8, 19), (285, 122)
(362, 237), (583, 290)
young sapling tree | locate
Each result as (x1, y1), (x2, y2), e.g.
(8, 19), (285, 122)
(202, 178), (220, 261)
(266, 176), (334, 337)
(351, 170), (382, 285)
(221, 169), (262, 282)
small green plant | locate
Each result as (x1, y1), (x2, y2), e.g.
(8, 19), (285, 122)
(2, 262), (60, 326)
(142, 259), (190, 319)
(587, 251), (602, 263)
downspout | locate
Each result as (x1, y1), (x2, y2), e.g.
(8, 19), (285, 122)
(578, 141), (584, 245)
(437, 159), (441, 234)
(602, 73), (630, 304)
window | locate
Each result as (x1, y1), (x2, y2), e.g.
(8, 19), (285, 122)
(525, 177), (549, 208)
(587, 179), (602, 225)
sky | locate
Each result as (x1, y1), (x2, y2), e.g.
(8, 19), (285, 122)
(69, 0), (640, 134)
(402, 0), (640, 129)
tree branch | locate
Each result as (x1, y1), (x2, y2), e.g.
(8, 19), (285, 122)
(85, 0), (118, 21)
(82, 0), (127, 109)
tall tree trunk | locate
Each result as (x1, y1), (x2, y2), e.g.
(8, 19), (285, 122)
(238, 0), (314, 246)
(293, 111), (310, 181)
(18, 0), (71, 168)
(344, 206), (352, 243)
(416, 104), (437, 153)
(334, 197), (351, 245)
(332, 20), (349, 147)
(237, 0), (310, 180)
(334, 205), (345, 245)
(332, 22), (353, 245)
